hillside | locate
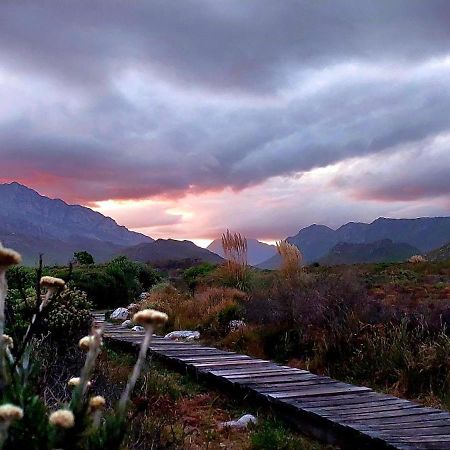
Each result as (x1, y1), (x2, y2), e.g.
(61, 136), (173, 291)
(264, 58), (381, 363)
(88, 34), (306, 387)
(120, 239), (223, 264)
(0, 182), (152, 265)
(258, 216), (450, 268)
(207, 238), (276, 265)
(427, 242), (450, 262)
(319, 239), (421, 265)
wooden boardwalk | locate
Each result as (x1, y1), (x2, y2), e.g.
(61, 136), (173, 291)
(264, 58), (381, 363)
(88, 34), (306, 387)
(93, 312), (450, 450)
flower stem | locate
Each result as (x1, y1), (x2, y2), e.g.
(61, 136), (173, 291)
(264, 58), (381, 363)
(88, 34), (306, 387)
(118, 326), (153, 414)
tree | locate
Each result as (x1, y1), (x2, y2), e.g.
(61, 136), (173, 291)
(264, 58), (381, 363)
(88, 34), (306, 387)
(74, 251), (94, 265)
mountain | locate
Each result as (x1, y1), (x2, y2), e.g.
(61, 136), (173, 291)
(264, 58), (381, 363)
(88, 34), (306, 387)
(121, 239), (223, 264)
(258, 217), (450, 268)
(319, 239), (421, 265)
(207, 238), (276, 265)
(0, 182), (152, 265)
(427, 242), (450, 262)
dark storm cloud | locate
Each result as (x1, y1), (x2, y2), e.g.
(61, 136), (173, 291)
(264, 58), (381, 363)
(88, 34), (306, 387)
(0, 0), (450, 204)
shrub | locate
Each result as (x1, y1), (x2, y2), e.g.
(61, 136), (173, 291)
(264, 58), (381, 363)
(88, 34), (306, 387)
(41, 285), (92, 341)
(183, 263), (216, 292)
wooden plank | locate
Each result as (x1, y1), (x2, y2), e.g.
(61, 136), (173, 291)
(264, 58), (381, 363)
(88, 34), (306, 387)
(254, 378), (339, 392)
(266, 385), (371, 399)
(192, 359), (266, 368)
(95, 312), (450, 450)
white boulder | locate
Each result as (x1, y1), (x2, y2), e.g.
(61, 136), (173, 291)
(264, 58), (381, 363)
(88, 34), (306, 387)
(120, 320), (133, 328)
(164, 330), (200, 341)
(110, 307), (129, 322)
(219, 414), (257, 429)
(131, 325), (145, 332)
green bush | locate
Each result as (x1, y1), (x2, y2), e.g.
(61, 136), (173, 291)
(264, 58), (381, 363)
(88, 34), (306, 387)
(68, 257), (161, 308)
(42, 286), (92, 341)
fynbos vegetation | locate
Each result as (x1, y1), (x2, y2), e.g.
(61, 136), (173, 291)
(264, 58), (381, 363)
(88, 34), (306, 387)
(0, 243), (168, 450)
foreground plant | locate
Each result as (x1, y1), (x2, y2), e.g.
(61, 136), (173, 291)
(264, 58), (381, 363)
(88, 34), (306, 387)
(0, 243), (170, 449)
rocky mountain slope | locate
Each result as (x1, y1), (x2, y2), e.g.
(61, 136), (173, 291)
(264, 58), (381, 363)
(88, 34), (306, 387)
(319, 239), (421, 265)
(0, 182), (152, 265)
(258, 216), (450, 268)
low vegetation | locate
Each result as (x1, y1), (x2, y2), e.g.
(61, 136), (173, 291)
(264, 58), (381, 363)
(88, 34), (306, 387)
(1, 234), (450, 448)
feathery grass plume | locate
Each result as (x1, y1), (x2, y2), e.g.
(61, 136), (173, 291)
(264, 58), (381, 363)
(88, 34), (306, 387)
(0, 243), (21, 389)
(276, 240), (303, 280)
(119, 309), (168, 413)
(221, 230), (249, 290)
(0, 403), (23, 446)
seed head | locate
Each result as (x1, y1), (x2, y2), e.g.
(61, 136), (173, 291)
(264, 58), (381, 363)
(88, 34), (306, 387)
(40, 276), (65, 289)
(68, 377), (91, 389)
(89, 395), (106, 410)
(79, 335), (95, 351)
(0, 404), (23, 422)
(0, 245), (21, 269)
(2, 334), (13, 349)
(133, 309), (168, 327)
(49, 409), (75, 428)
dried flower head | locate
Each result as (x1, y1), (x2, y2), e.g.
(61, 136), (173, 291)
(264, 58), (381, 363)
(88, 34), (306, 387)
(0, 245), (21, 269)
(0, 404), (23, 422)
(408, 254), (427, 263)
(49, 409), (75, 428)
(133, 309), (168, 327)
(68, 377), (91, 389)
(2, 334), (13, 349)
(89, 395), (106, 410)
(78, 335), (98, 351)
(40, 276), (65, 289)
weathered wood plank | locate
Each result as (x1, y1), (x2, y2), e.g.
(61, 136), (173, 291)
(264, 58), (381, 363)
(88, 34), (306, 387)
(96, 313), (450, 450)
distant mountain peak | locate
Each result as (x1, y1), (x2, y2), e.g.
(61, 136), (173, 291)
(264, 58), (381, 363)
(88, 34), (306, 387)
(258, 216), (450, 269)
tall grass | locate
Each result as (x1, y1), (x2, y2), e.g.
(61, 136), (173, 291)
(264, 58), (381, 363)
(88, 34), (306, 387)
(221, 230), (250, 290)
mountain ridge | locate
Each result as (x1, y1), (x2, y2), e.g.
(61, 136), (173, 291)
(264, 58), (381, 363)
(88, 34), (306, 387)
(258, 216), (450, 268)
(121, 238), (223, 264)
(0, 182), (152, 265)
(319, 239), (421, 265)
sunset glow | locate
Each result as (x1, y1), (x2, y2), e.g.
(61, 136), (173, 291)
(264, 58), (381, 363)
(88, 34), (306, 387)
(0, 1), (448, 242)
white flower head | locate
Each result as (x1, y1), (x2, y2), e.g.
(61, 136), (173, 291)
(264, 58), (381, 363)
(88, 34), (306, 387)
(133, 309), (168, 328)
(68, 377), (91, 389)
(89, 395), (106, 410)
(0, 244), (21, 270)
(49, 409), (75, 428)
(2, 334), (13, 349)
(0, 404), (23, 422)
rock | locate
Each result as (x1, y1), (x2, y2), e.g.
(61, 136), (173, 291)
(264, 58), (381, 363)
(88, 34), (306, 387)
(120, 320), (133, 328)
(164, 330), (200, 340)
(110, 307), (129, 322)
(131, 325), (145, 332)
(139, 292), (149, 300)
(219, 414), (257, 430)
(229, 320), (245, 332)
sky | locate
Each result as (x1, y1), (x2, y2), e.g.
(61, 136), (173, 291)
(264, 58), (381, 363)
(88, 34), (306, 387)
(0, 1), (449, 246)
